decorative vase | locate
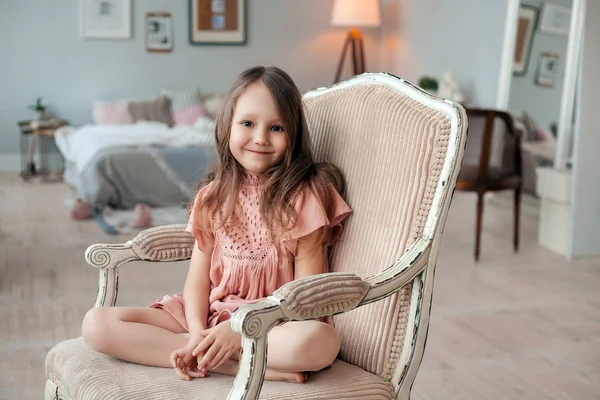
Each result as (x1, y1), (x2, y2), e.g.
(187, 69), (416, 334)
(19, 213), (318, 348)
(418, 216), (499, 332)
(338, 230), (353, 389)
(33, 110), (44, 121)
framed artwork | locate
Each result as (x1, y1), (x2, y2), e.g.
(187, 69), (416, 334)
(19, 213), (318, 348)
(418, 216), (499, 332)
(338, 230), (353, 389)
(146, 12), (174, 53)
(189, 0), (247, 45)
(513, 5), (538, 75)
(539, 3), (571, 36)
(81, 0), (132, 39)
(535, 52), (560, 88)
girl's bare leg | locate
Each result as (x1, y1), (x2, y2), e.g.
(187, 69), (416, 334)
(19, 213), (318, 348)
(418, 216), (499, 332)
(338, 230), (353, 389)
(212, 359), (307, 383)
(210, 320), (339, 383)
(81, 308), (332, 382)
(265, 320), (340, 373)
(82, 307), (188, 367)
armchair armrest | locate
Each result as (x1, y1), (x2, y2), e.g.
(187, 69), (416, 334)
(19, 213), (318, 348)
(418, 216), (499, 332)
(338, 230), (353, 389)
(85, 224), (194, 268)
(227, 273), (370, 400)
(273, 273), (370, 320)
(362, 237), (431, 304)
(226, 238), (431, 400)
(84, 224), (194, 307)
(131, 224), (195, 261)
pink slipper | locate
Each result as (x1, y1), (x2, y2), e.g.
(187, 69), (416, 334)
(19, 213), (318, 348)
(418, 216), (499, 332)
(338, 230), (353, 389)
(70, 198), (92, 220)
(131, 203), (153, 228)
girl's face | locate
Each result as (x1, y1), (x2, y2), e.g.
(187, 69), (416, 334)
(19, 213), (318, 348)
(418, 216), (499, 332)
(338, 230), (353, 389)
(229, 81), (288, 176)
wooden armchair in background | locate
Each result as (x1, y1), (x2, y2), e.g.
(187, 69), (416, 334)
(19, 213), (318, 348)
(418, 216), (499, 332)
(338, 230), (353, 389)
(456, 108), (522, 261)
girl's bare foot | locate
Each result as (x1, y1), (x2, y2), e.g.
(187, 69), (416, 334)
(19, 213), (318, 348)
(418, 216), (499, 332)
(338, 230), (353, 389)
(211, 359), (308, 383)
(264, 370), (307, 383)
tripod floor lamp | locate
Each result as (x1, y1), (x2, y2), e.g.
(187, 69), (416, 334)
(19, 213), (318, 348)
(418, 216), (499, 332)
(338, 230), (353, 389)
(332, 0), (381, 83)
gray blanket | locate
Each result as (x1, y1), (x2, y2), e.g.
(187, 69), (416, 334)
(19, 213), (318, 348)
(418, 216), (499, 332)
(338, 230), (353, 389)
(77, 145), (216, 210)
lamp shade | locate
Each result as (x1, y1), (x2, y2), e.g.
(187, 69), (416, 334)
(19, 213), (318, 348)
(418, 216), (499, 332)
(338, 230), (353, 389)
(331, 0), (381, 27)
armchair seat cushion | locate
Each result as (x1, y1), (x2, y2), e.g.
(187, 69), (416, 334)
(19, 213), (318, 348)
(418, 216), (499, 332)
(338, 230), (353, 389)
(45, 338), (395, 400)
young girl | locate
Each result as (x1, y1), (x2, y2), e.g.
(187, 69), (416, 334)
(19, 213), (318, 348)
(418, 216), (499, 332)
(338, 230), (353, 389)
(81, 66), (352, 384)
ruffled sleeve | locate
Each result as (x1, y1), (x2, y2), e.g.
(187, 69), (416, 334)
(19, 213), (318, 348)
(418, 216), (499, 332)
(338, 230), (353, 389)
(283, 181), (352, 256)
(185, 182), (215, 254)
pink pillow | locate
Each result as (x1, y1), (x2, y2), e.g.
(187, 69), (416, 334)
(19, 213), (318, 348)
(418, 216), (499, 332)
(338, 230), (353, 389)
(173, 104), (207, 126)
(92, 102), (134, 125)
(534, 126), (552, 141)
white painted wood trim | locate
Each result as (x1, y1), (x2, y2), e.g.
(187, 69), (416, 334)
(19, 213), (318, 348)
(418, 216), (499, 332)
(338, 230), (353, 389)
(497, 0), (520, 110)
(362, 239), (431, 304)
(393, 273), (423, 393)
(555, 0), (586, 170)
(84, 242), (138, 307)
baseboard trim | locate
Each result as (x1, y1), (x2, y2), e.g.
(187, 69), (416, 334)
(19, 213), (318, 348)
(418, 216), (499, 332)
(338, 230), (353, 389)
(0, 155), (21, 172)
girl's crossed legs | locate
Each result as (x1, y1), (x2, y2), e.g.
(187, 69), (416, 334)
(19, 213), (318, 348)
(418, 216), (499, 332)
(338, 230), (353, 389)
(81, 307), (340, 383)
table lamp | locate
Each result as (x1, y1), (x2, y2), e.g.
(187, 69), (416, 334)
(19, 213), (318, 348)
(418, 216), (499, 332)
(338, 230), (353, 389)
(331, 0), (381, 83)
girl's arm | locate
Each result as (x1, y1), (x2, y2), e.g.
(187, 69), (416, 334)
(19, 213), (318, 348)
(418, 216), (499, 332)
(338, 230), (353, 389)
(294, 228), (324, 280)
(171, 242), (212, 380)
(183, 241), (212, 333)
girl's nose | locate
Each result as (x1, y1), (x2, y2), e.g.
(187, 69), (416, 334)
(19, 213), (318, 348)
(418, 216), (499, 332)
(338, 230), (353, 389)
(253, 128), (270, 146)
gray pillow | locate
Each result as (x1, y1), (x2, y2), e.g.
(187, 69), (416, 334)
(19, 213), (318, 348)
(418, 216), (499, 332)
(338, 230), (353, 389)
(128, 96), (173, 125)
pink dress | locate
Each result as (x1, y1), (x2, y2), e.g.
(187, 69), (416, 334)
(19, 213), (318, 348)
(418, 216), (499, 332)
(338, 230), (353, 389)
(149, 174), (352, 330)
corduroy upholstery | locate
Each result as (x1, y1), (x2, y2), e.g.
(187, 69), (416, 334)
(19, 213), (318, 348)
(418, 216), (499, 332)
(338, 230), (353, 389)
(305, 85), (450, 377)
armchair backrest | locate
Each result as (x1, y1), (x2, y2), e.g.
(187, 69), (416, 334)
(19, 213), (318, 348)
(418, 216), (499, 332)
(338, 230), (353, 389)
(303, 73), (467, 389)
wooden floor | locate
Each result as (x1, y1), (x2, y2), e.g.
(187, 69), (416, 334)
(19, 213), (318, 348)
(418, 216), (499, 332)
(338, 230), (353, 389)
(1, 173), (599, 399)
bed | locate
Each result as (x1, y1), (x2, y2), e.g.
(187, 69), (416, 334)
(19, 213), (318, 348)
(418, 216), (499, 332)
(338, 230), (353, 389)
(56, 120), (217, 211)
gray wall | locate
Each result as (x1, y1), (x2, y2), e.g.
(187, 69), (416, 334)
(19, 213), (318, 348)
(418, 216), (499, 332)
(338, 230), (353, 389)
(0, 0), (381, 170)
(568, 0), (600, 258)
(380, 0), (509, 107)
(509, 0), (572, 132)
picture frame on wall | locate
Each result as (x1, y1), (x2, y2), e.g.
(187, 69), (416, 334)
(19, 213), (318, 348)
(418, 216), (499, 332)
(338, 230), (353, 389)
(81, 0), (132, 39)
(539, 3), (571, 36)
(535, 52), (560, 88)
(146, 12), (174, 53)
(189, 0), (247, 45)
(513, 5), (538, 75)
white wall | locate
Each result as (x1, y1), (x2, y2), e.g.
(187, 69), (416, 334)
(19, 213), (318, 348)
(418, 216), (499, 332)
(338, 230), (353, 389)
(0, 0), (381, 170)
(568, 0), (600, 258)
(508, 0), (572, 132)
(380, 0), (509, 107)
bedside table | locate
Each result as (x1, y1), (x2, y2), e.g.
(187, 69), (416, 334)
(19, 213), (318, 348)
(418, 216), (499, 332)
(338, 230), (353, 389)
(17, 119), (68, 181)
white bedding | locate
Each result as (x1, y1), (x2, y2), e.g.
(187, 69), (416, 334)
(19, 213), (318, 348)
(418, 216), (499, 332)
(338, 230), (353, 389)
(55, 118), (214, 174)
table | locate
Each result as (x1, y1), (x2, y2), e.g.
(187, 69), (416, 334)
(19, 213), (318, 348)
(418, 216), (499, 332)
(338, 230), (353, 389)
(17, 119), (69, 181)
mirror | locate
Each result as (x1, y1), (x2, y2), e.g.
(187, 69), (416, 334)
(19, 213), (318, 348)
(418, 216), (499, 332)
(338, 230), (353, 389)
(506, 0), (576, 196)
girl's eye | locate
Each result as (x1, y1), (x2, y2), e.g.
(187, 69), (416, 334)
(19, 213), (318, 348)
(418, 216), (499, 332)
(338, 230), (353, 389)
(241, 121), (253, 127)
(271, 125), (284, 132)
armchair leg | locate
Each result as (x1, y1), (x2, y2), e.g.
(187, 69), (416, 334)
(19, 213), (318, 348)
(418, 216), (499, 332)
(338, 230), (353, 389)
(475, 193), (484, 261)
(228, 336), (268, 400)
(514, 187), (521, 252)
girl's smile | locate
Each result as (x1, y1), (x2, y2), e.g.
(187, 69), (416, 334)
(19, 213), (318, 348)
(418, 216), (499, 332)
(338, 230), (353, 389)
(246, 149), (274, 155)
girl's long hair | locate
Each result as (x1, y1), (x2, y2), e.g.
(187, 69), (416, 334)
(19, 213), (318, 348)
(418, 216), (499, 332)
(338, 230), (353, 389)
(188, 66), (345, 237)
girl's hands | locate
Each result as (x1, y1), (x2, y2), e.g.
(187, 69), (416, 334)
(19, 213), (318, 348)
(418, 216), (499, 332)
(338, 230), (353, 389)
(193, 321), (242, 372)
(170, 332), (207, 381)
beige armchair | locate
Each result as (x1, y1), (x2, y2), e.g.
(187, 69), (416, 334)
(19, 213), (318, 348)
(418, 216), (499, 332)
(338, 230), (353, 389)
(44, 73), (467, 400)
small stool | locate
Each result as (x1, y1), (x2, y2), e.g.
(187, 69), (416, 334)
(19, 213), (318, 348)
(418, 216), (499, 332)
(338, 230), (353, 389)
(17, 119), (68, 181)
